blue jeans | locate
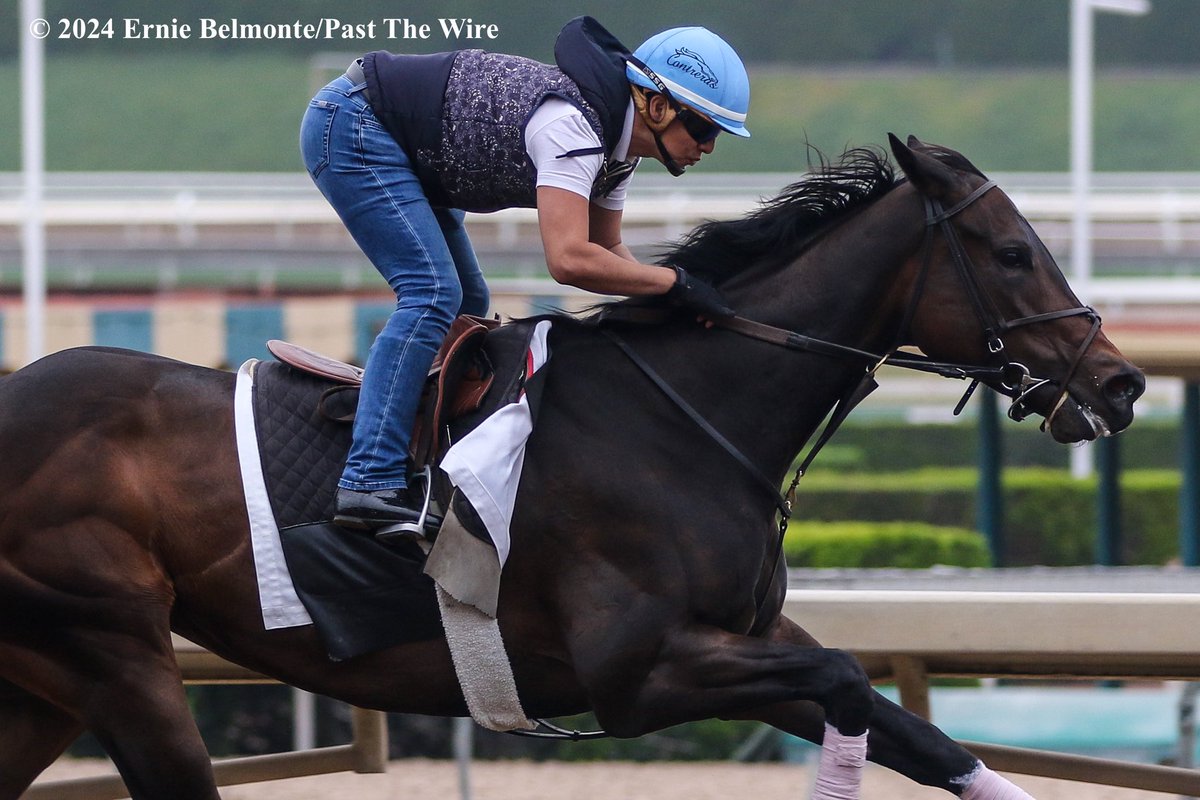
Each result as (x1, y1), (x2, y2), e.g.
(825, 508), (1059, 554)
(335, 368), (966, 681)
(300, 74), (490, 491)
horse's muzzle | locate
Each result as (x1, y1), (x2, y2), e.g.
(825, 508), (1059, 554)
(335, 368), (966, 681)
(1030, 364), (1145, 443)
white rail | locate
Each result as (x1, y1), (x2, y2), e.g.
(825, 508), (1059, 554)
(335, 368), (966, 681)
(783, 589), (1200, 795)
(785, 589), (1200, 665)
(5, 171), (1200, 303)
(3, 172), (1200, 221)
(4, 171), (1200, 226)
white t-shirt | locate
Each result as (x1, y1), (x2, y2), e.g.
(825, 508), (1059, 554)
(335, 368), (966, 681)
(524, 98), (636, 211)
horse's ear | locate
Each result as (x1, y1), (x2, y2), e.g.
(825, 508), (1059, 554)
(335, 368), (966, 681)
(888, 132), (957, 201)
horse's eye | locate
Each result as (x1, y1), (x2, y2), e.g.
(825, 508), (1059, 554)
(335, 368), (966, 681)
(997, 248), (1030, 270)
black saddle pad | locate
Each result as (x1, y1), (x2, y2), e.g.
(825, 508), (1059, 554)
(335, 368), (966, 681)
(251, 359), (441, 661)
(250, 319), (545, 661)
(252, 360), (355, 529)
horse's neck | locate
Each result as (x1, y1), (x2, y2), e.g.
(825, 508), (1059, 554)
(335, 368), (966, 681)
(712, 188), (927, 475)
(731, 186), (923, 347)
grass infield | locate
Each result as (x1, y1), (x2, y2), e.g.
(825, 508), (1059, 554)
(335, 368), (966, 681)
(3, 55), (1200, 172)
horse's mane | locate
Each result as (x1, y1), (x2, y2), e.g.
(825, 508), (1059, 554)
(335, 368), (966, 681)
(572, 142), (981, 324)
(663, 146), (898, 285)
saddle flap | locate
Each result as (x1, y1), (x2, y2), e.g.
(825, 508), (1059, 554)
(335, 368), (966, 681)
(267, 340), (363, 386)
(431, 315), (501, 372)
(437, 316), (500, 418)
(412, 315), (498, 466)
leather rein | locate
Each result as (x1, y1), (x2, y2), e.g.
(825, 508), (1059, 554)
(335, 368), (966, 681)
(603, 178), (1102, 539)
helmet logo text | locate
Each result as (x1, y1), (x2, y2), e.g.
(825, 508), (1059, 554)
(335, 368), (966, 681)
(667, 47), (718, 89)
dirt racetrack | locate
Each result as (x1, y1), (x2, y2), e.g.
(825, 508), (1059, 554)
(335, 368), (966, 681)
(37, 757), (1175, 799)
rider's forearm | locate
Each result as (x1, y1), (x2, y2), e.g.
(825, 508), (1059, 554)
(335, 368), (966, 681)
(544, 240), (675, 297)
(607, 240), (637, 263)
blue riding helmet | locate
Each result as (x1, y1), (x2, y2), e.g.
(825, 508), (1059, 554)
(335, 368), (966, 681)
(625, 26), (751, 138)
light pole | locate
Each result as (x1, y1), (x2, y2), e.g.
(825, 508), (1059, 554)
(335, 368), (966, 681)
(1071, 0), (1150, 301)
(20, 0), (47, 364)
(1068, 0), (1150, 480)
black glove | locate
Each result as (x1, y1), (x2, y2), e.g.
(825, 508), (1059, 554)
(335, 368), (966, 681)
(665, 265), (735, 320)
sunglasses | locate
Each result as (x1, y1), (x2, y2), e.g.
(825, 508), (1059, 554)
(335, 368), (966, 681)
(676, 108), (722, 144)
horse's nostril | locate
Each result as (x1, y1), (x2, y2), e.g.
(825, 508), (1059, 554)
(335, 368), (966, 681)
(1104, 369), (1146, 406)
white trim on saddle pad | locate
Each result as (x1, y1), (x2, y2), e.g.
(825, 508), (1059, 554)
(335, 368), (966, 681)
(235, 359), (313, 630)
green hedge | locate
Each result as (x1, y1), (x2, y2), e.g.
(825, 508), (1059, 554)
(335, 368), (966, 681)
(791, 468), (1181, 567)
(783, 521), (991, 568)
(809, 420), (1185, 472)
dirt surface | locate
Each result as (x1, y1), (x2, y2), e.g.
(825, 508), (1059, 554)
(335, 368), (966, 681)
(36, 758), (1174, 799)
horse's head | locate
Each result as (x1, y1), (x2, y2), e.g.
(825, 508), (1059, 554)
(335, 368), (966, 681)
(890, 134), (1144, 442)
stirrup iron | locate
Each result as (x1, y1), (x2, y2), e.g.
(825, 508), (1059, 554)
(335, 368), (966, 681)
(375, 466), (440, 543)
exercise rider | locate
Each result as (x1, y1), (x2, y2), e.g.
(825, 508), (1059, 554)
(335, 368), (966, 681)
(298, 16), (751, 538)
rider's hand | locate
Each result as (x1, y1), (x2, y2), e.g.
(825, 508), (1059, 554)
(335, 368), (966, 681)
(665, 265), (735, 320)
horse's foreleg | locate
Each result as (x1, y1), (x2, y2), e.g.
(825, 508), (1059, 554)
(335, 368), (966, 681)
(731, 694), (978, 795)
(574, 618), (874, 738)
(731, 616), (1035, 799)
(574, 618), (873, 798)
(867, 695), (1035, 799)
(0, 679), (83, 799)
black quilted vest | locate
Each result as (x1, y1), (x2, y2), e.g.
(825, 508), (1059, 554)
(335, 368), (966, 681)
(364, 17), (632, 212)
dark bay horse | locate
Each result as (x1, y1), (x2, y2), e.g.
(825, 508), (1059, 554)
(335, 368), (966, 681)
(0, 136), (1142, 799)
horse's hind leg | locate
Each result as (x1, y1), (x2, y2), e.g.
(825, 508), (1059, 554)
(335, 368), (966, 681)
(74, 632), (221, 800)
(0, 568), (220, 797)
(3, 628), (219, 800)
(0, 680), (83, 799)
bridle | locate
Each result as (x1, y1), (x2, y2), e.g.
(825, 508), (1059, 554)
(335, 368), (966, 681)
(716, 178), (1102, 435)
(916, 179), (1102, 429)
(602, 175), (1104, 539)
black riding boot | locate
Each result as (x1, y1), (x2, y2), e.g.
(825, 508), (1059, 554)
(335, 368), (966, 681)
(334, 486), (441, 542)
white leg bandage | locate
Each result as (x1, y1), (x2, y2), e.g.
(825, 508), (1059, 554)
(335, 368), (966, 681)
(959, 764), (1036, 800)
(810, 723), (868, 800)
